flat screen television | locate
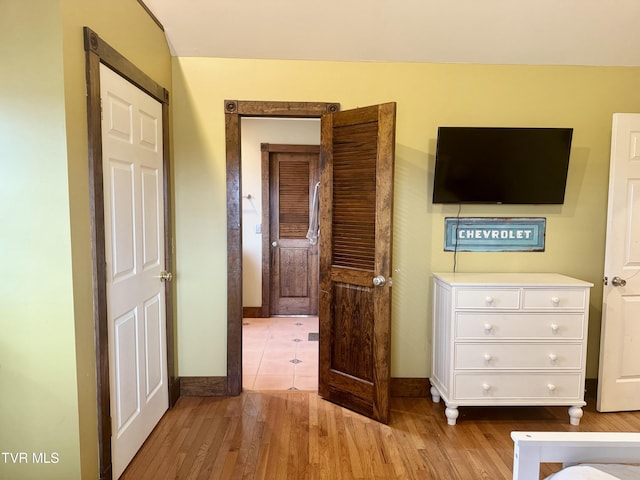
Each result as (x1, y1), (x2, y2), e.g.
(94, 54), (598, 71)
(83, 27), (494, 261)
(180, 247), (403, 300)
(432, 127), (573, 204)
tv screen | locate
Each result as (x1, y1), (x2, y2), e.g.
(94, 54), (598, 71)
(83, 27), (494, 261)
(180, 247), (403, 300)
(432, 127), (573, 204)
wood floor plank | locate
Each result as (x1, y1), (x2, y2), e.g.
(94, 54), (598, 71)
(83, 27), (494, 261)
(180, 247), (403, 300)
(120, 392), (640, 480)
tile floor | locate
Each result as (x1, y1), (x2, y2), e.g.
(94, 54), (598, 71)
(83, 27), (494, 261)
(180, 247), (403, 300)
(242, 316), (319, 391)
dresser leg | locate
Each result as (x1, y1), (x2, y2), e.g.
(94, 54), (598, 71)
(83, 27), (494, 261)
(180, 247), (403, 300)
(430, 386), (441, 403)
(568, 406), (583, 425)
(445, 405), (459, 425)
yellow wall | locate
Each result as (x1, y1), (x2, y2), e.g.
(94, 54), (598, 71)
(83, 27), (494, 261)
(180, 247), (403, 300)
(173, 57), (640, 380)
(1, 0), (171, 478)
(0, 3), (81, 479)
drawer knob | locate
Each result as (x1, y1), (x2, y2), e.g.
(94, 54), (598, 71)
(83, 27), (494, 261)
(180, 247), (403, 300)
(550, 324), (559, 334)
(482, 383), (491, 392)
(551, 296), (560, 306)
(483, 354), (493, 363)
(485, 296), (494, 305)
(549, 353), (558, 364)
(548, 383), (557, 392)
(484, 323), (493, 333)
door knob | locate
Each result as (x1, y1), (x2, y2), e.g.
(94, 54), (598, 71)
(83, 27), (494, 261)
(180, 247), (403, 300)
(372, 275), (386, 287)
(156, 271), (173, 282)
(272, 241), (278, 247)
(611, 276), (627, 287)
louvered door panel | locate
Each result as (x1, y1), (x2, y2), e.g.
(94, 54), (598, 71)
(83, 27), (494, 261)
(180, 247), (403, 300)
(332, 123), (377, 271)
(279, 160), (310, 238)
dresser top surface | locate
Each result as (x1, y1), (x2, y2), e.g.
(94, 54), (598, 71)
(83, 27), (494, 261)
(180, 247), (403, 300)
(433, 272), (593, 287)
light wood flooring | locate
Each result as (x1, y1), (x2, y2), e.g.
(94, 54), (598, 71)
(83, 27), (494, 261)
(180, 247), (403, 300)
(121, 389), (640, 479)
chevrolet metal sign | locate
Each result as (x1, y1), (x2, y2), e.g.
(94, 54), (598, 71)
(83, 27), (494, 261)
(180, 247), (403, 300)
(444, 217), (546, 252)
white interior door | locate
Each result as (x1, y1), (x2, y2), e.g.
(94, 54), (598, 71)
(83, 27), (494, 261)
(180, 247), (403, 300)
(597, 113), (640, 412)
(100, 64), (169, 477)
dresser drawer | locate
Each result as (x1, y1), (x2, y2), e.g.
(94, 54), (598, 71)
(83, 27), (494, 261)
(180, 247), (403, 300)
(455, 288), (520, 309)
(522, 288), (587, 309)
(454, 343), (583, 369)
(455, 313), (585, 340)
(454, 373), (583, 400)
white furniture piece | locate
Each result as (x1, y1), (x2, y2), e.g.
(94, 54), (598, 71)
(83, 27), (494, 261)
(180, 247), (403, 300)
(430, 273), (593, 426)
(511, 431), (640, 480)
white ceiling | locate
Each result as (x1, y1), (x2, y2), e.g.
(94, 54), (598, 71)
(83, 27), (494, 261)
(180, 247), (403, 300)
(143, 0), (640, 67)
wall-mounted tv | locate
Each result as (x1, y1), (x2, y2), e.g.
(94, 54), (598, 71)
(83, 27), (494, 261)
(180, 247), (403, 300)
(432, 127), (573, 204)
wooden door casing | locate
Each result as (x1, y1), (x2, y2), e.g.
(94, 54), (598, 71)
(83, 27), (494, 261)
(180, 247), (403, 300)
(262, 143), (319, 316)
(84, 27), (176, 480)
(225, 101), (339, 397)
(318, 103), (396, 424)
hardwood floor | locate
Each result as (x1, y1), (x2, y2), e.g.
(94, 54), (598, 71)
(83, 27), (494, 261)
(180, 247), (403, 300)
(121, 391), (640, 479)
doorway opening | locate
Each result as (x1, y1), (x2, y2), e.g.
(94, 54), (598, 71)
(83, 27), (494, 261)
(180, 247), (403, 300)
(225, 101), (340, 396)
(240, 120), (321, 390)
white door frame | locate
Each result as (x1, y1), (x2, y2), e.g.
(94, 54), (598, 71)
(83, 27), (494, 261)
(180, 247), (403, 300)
(84, 27), (176, 480)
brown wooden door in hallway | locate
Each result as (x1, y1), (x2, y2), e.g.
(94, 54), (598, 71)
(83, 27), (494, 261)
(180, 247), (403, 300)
(263, 143), (320, 316)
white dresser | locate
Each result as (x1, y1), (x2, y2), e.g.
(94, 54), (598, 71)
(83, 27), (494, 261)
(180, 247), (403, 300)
(430, 272), (593, 426)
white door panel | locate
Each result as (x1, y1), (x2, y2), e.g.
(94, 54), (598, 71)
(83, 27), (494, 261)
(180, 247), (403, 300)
(598, 113), (640, 412)
(141, 167), (160, 268)
(139, 109), (159, 150)
(619, 297), (640, 378)
(110, 160), (136, 280)
(143, 295), (163, 397)
(101, 64), (168, 478)
(114, 309), (140, 430)
(105, 91), (134, 142)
